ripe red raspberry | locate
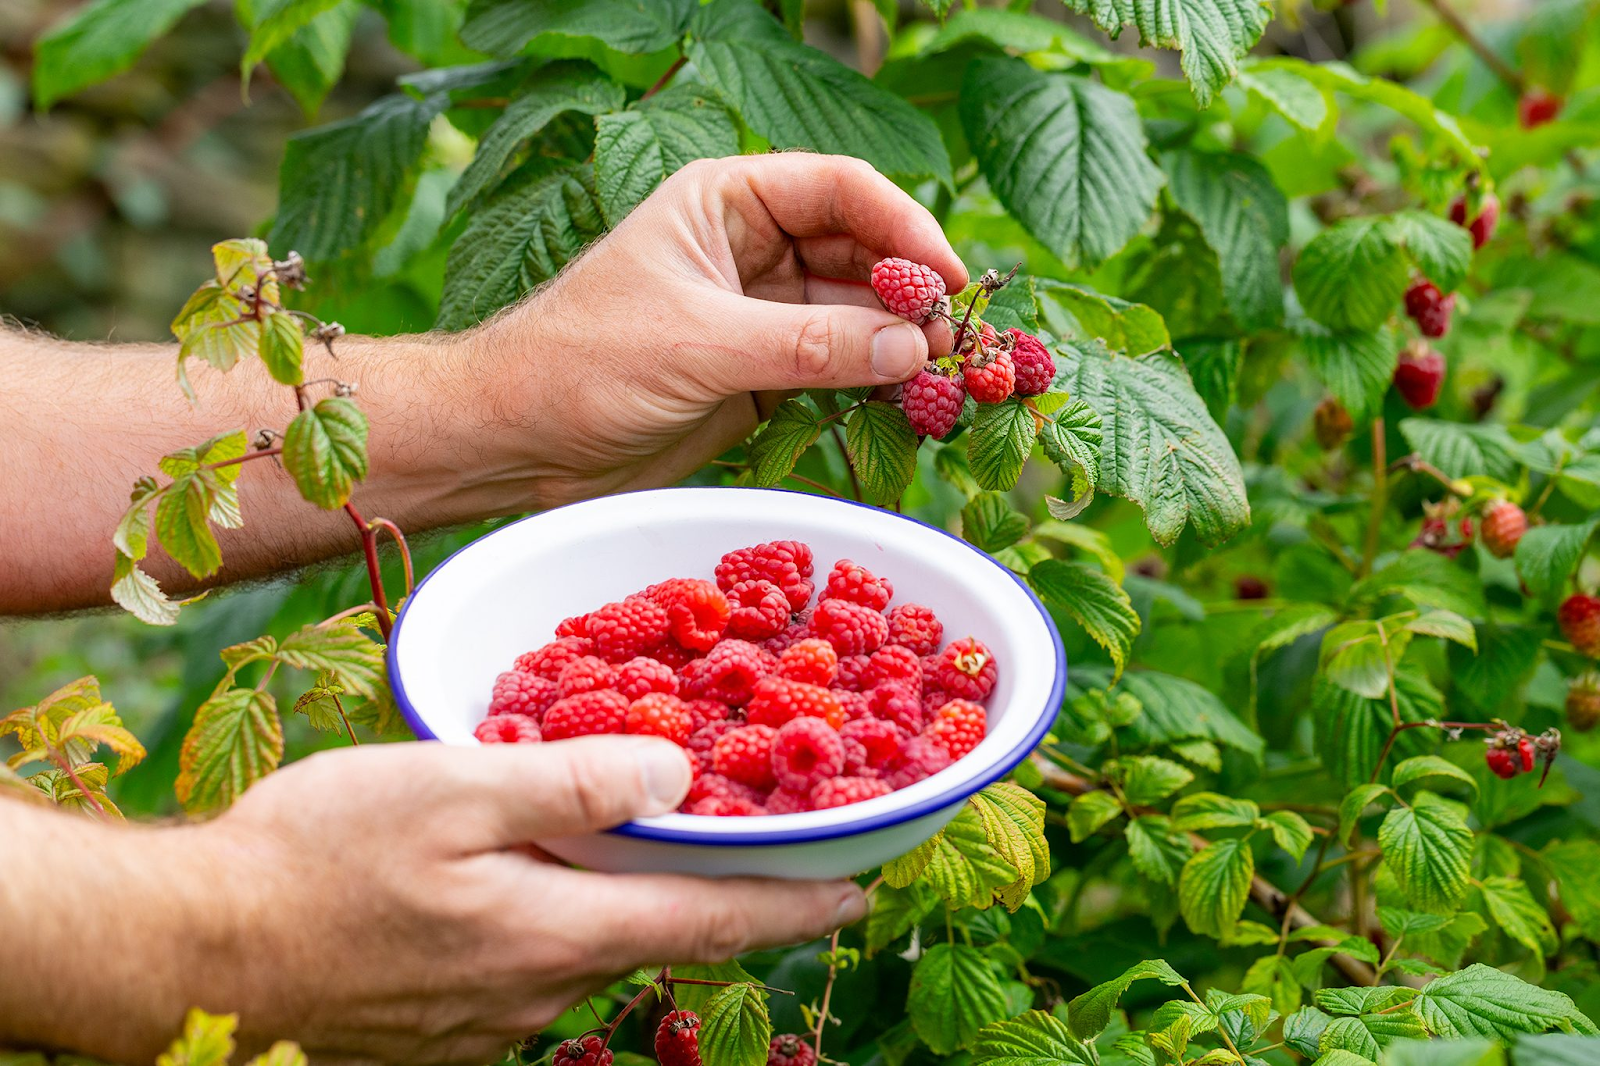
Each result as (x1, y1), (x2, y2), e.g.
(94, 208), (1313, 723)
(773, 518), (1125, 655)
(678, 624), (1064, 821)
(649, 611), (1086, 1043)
(685, 795), (764, 816)
(626, 693), (693, 745)
(556, 655), (618, 698)
(554, 614), (589, 639)
(747, 676), (845, 730)
(488, 670), (558, 719)
(886, 604), (943, 656)
(1394, 343), (1445, 410)
(474, 714), (543, 744)
(712, 724), (780, 790)
(777, 638), (838, 686)
(687, 772), (764, 807)
(834, 654), (872, 692)
(963, 349), (1016, 404)
(884, 733), (953, 789)
(866, 683), (924, 735)
(1486, 746), (1519, 779)
(555, 1035), (612, 1066)
(680, 639), (776, 705)
(687, 719), (741, 773)
(683, 697), (730, 732)
(927, 698), (986, 759)
(772, 717), (846, 792)
(515, 636), (594, 680)
(840, 716), (900, 774)
(1517, 735), (1536, 773)
(650, 638), (700, 670)
(765, 788), (814, 815)
(902, 369), (966, 438)
(761, 618), (811, 655)
(1559, 594), (1600, 658)
(541, 689), (628, 740)
(716, 542), (815, 612)
(615, 656), (679, 700)
(1480, 500), (1527, 559)
(644, 578), (731, 651)
(769, 1034), (818, 1066)
(1566, 673), (1600, 732)
(586, 595), (670, 662)
(1412, 514), (1474, 560)
(811, 775), (893, 809)
(867, 645), (922, 690)
(725, 579), (791, 640)
(809, 599), (889, 656)
(836, 689), (872, 721)
(1404, 280), (1455, 338)
(1450, 192), (1499, 250)
(1518, 87), (1562, 128)
(930, 637), (997, 701)
(1006, 329), (1055, 396)
(871, 257), (946, 324)
(823, 559), (894, 611)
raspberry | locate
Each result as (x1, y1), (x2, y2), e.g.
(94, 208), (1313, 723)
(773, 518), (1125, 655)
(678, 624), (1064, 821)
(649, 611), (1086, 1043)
(1006, 329), (1055, 396)
(1404, 280), (1455, 339)
(867, 645), (922, 690)
(515, 636), (593, 680)
(555, 1036), (612, 1066)
(886, 604), (943, 656)
(650, 639), (700, 670)
(626, 693), (693, 745)
(474, 714), (543, 744)
(716, 542), (815, 612)
(765, 788), (814, 815)
(615, 656), (679, 701)
(1412, 514), (1474, 559)
(683, 697), (730, 732)
(884, 734), (954, 789)
(769, 1035), (818, 1066)
(487, 670), (557, 719)
(921, 687), (950, 719)
(1517, 735), (1536, 773)
(930, 637), (997, 701)
(687, 719), (741, 773)
(681, 639), (776, 705)
(963, 349), (1015, 404)
(1480, 500), (1527, 559)
(823, 560), (894, 611)
(712, 724), (780, 790)
(685, 795), (764, 816)
(554, 614), (589, 638)
(761, 618), (811, 655)
(1313, 397), (1353, 451)
(1393, 343), (1445, 410)
(840, 717), (900, 774)
(1566, 673), (1600, 732)
(866, 683), (924, 735)
(586, 596), (670, 662)
(747, 676), (845, 730)
(777, 638), (838, 686)
(1487, 743), (1520, 779)
(556, 655), (618, 697)
(927, 698), (986, 759)
(1450, 192), (1499, 250)
(725, 579), (791, 640)
(646, 578), (731, 651)
(835, 654), (873, 692)
(1559, 594), (1600, 658)
(901, 369), (966, 438)
(811, 776), (893, 809)
(871, 257), (946, 324)
(687, 772), (764, 807)
(809, 599), (888, 656)
(1518, 87), (1562, 129)
(772, 717), (845, 792)
(541, 690), (628, 740)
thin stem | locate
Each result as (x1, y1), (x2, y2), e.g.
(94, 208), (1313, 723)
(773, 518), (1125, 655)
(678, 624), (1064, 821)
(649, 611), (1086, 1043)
(368, 518), (415, 595)
(344, 501), (393, 642)
(830, 425), (863, 502)
(641, 56), (687, 101)
(205, 446), (282, 471)
(1387, 453), (1469, 495)
(317, 602), (380, 629)
(811, 928), (842, 1057)
(951, 292), (981, 356)
(594, 968), (666, 1045)
(785, 472), (846, 500)
(1183, 982), (1244, 1064)
(668, 978), (794, 995)
(1416, 0), (1526, 95)
(42, 737), (110, 819)
(331, 692), (359, 746)
(815, 401), (865, 428)
(1361, 417), (1387, 576)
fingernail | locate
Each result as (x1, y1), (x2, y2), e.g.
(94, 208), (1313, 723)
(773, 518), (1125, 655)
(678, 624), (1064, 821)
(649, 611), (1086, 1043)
(835, 885), (867, 926)
(636, 742), (691, 814)
(871, 323), (925, 381)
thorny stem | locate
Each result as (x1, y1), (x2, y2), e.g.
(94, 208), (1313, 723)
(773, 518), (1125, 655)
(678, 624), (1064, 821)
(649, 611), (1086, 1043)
(205, 445), (283, 471)
(1360, 418), (1387, 577)
(344, 501), (393, 642)
(591, 968), (666, 1045)
(811, 927), (842, 1057)
(1371, 718), (1498, 783)
(641, 56), (687, 101)
(368, 518), (415, 595)
(331, 691), (359, 746)
(1416, 0), (1527, 95)
(317, 602), (379, 629)
(830, 425), (863, 502)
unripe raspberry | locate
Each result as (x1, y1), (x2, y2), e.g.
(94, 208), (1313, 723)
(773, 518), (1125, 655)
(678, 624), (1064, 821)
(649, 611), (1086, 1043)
(656, 1011), (703, 1066)
(1480, 500), (1527, 559)
(902, 369), (965, 438)
(1403, 280), (1455, 338)
(1006, 329), (1055, 395)
(1394, 343), (1445, 410)
(871, 257), (947, 323)
(474, 714), (543, 744)
(769, 1035), (818, 1066)
(1518, 88), (1562, 129)
(823, 559), (893, 611)
(963, 349), (1015, 404)
(1566, 673), (1600, 732)
(1559, 594), (1600, 658)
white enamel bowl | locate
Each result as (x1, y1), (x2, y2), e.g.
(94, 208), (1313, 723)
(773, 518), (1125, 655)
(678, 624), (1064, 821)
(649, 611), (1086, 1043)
(388, 487), (1065, 879)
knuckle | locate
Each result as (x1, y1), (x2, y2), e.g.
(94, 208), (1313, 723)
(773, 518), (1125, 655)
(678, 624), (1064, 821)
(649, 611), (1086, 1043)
(792, 312), (838, 380)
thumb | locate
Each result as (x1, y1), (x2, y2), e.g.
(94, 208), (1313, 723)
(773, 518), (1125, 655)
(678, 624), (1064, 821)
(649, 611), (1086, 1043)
(703, 292), (930, 393)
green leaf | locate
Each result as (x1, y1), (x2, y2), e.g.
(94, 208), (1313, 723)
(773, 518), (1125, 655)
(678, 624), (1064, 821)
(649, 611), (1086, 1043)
(1060, 0), (1271, 107)
(1172, 792), (1260, 832)
(1391, 755), (1478, 798)
(1107, 668), (1264, 760)
(112, 552), (180, 626)
(1178, 838), (1255, 938)
(864, 881), (936, 957)
(1117, 755), (1194, 806)
(594, 86), (739, 224)
(31, 0), (207, 110)
(1543, 840), (1600, 944)
(259, 311), (306, 387)
(1067, 791), (1123, 843)
(1514, 518), (1599, 599)
(245, 0), (357, 118)
(1511, 1034), (1600, 1065)
(1236, 59), (1332, 132)
(1479, 876), (1558, 959)
(176, 688), (283, 813)
(962, 493), (1030, 553)
(1261, 810), (1314, 862)
(1413, 965), (1596, 1039)
(1349, 550), (1486, 618)
(1065, 958), (1185, 1040)
(437, 162), (606, 330)
(1314, 671), (1437, 788)
(1162, 149), (1288, 330)
(1182, 339), (1242, 423)
(1397, 419), (1521, 482)
(1029, 560), (1139, 681)
(1036, 399), (1103, 493)
(698, 983), (771, 1066)
(883, 806), (1018, 908)
(157, 1008), (238, 1066)
(845, 402), (920, 505)
(1319, 620), (1400, 701)
(1293, 216), (1409, 332)
(1319, 1011), (1427, 1058)
(460, 0), (697, 55)
(270, 92), (446, 263)
(273, 624), (384, 697)
(1055, 342), (1248, 546)
(961, 57), (1162, 269)
(1386, 210), (1473, 292)
(1125, 815), (1194, 887)
(907, 944), (1009, 1054)
(241, 0), (345, 83)
(748, 401), (822, 488)
(155, 473), (224, 579)
(282, 398), (369, 510)
(1404, 610), (1477, 650)
(1036, 281), (1169, 356)
(1291, 313), (1398, 422)
(1378, 792), (1473, 913)
(968, 400), (1038, 492)
(1284, 1008), (1332, 1058)
(689, 0), (950, 184)
(970, 1011), (1096, 1066)
(969, 782), (1050, 912)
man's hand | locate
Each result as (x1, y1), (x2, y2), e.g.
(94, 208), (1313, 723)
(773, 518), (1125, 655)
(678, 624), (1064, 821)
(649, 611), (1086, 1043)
(0, 738), (864, 1064)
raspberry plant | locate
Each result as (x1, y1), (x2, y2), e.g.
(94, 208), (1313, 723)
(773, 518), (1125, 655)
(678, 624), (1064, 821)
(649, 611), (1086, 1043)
(17, 0), (1600, 1063)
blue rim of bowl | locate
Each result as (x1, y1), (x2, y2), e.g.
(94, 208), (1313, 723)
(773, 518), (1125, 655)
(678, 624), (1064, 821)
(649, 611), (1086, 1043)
(388, 486), (1066, 846)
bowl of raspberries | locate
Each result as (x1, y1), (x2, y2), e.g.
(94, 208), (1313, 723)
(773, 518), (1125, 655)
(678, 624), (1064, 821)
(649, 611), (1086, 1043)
(388, 487), (1064, 878)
